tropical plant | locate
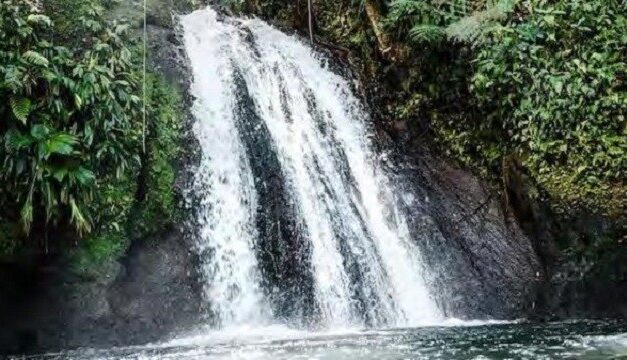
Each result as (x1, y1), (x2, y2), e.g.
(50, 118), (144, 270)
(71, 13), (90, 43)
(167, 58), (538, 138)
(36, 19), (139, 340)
(386, 0), (517, 43)
(471, 0), (626, 212)
(0, 0), (141, 235)
(379, 0), (625, 213)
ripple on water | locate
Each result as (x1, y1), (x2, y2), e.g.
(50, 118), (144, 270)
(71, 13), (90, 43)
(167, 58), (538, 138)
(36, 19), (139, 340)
(20, 320), (627, 360)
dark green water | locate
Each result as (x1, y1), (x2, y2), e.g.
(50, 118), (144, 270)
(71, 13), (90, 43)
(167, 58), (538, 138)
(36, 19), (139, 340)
(15, 320), (627, 360)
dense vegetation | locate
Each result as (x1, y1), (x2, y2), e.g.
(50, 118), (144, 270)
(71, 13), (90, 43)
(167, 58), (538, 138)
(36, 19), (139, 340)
(383, 0), (626, 215)
(1, 0), (140, 236)
(0, 0), (183, 269)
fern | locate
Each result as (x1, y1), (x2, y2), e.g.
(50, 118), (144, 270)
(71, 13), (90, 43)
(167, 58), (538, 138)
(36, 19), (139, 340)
(387, 0), (517, 44)
(9, 97), (32, 124)
(22, 50), (49, 67)
(447, 0), (517, 43)
(387, 0), (430, 23)
(409, 24), (446, 42)
(446, 15), (483, 43)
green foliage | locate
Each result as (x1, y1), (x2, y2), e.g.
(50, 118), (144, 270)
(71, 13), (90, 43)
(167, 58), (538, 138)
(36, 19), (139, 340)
(471, 0), (626, 213)
(408, 24), (446, 43)
(130, 74), (183, 239)
(89, 175), (138, 235)
(0, 0), (141, 235)
(69, 230), (128, 277)
(0, 0), (185, 271)
(42, 0), (111, 44)
(386, 0), (517, 43)
(69, 73), (183, 270)
(381, 0), (626, 215)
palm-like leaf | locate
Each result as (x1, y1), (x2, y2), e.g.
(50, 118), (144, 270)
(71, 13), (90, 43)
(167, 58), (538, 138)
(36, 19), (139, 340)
(45, 133), (78, 156)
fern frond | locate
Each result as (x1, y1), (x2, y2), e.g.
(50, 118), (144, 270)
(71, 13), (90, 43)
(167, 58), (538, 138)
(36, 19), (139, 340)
(10, 97), (32, 124)
(446, 13), (483, 42)
(22, 50), (49, 67)
(409, 24), (446, 43)
(387, 0), (430, 23)
(446, 0), (519, 43)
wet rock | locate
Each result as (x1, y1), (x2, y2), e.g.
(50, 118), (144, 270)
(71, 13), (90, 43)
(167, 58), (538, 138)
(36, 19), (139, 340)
(0, 229), (202, 354)
(394, 152), (543, 319)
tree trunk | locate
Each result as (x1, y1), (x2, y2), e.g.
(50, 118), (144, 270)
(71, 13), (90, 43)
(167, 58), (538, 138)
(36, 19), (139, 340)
(363, 0), (392, 54)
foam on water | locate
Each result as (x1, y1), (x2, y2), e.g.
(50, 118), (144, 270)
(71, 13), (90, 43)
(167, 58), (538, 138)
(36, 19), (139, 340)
(29, 322), (627, 360)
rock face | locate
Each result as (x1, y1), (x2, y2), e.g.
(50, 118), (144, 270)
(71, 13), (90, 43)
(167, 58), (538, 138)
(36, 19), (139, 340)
(393, 151), (542, 319)
(536, 255), (627, 320)
(0, 229), (202, 354)
(501, 158), (626, 321)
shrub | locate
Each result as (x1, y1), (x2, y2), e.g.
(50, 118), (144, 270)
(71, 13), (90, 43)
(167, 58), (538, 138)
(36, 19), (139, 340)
(471, 0), (626, 213)
(0, 0), (141, 235)
(384, 0), (626, 214)
(129, 74), (183, 239)
(69, 230), (128, 276)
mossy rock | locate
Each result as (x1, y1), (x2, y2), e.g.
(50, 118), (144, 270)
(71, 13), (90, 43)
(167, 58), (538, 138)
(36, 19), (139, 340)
(107, 0), (206, 29)
(69, 231), (129, 279)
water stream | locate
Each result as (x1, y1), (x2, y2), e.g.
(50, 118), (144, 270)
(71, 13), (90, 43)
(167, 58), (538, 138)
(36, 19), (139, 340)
(23, 321), (627, 359)
(183, 8), (440, 329)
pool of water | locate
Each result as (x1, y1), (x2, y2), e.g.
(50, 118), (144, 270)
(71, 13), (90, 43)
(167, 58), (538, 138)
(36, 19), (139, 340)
(17, 320), (627, 360)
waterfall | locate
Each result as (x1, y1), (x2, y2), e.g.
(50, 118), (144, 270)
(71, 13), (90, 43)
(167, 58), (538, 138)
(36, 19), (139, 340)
(182, 8), (442, 329)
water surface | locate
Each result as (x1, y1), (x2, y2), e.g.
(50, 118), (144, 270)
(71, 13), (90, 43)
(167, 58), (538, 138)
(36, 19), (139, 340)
(23, 320), (627, 360)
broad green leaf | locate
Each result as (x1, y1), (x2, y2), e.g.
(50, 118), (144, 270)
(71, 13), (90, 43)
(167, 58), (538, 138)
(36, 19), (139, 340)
(45, 133), (78, 156)
(30, 124), (50, 140)
(75, 94), (83, 109)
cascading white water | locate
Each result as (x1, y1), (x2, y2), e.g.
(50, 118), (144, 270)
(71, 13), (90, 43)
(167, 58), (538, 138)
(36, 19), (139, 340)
(182, 8), (442, 329)
(183, 10), (269, 325)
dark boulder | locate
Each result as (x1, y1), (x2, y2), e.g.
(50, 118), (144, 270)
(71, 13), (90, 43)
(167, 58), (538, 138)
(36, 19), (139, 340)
(393, 152), (542, 319)
(0, 228), (202, 355)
